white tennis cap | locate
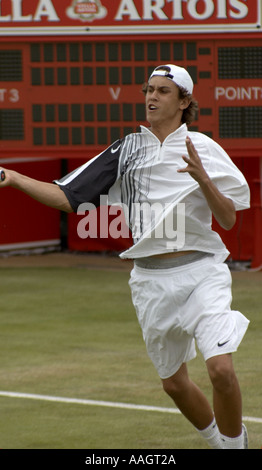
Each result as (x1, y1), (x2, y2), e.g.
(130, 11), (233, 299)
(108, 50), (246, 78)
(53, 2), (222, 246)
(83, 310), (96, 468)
(149, 64), (194, 95)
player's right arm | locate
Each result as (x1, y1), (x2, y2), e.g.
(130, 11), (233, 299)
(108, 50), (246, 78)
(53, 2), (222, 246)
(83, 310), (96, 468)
(0, 168), (73, 213)
(0, 139), (123, 214)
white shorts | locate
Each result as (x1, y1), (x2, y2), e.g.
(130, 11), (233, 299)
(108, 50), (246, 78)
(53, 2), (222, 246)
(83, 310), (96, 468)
(129, 255), (249, 379)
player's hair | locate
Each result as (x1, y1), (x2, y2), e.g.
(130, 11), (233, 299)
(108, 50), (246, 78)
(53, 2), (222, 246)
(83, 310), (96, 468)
(142, 80), (198, 126)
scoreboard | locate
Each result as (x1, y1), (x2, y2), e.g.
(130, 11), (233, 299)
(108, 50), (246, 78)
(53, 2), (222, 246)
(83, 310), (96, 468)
(0, 37), (261, 158)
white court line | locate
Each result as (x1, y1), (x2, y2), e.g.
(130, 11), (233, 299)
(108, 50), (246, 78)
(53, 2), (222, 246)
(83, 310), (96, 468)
(0, 391), (261, 424)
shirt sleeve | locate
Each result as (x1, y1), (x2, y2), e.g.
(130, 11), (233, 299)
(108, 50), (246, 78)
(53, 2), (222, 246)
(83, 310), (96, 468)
(54, 140), (122, 212)
(196, 135), (250, 211)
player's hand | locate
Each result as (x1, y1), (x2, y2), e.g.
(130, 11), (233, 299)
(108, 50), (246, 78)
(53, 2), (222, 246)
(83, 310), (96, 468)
(178, 137), (209, 184)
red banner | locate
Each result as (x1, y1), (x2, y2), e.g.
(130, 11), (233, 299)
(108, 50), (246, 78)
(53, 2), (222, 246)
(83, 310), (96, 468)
(0, 0), (260, 35)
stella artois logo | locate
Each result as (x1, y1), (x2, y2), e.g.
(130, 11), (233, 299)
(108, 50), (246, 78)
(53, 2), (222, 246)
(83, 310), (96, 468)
(66, 0), (107, 22)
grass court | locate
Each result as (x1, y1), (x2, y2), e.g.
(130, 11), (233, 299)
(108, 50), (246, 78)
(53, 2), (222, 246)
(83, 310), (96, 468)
(0, 253), (261, 449)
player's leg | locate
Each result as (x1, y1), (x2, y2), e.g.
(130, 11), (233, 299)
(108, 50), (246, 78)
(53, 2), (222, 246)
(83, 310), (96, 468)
(206, 353), (247, 448)
(193, 260), (249, 448)
(162, 363), (223, 448)
(162, 362), (213, 430)
(206, 353), (242, 436)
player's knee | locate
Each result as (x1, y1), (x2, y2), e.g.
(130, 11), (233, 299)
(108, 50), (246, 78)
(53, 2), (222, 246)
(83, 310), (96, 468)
(162, 375), (188, 399)
(162, 363), (191, 399)
(207, 358), (236, 393)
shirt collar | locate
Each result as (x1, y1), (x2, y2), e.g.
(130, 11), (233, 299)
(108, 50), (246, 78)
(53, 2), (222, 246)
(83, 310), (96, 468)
(140, 123), (188, 143)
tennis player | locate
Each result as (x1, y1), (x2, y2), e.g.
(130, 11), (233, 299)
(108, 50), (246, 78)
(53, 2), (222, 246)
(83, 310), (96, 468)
(0, 64), (250, 449)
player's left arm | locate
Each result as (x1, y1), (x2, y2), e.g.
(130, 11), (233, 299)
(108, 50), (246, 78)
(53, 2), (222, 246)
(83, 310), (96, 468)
(178, 136), (236, 231)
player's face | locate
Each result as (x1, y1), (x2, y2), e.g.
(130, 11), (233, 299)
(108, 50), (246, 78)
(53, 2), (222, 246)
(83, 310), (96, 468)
(145, 76), (186, 129)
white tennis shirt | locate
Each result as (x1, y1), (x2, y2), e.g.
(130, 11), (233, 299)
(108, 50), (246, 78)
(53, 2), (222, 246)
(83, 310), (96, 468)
(55, 124), (250, 262)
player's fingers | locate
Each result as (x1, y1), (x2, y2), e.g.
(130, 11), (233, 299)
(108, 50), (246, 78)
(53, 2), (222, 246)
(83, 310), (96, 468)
(185, 136), (193, 149)
(177, 157), (189, 173)
(185, 136), (199, 158)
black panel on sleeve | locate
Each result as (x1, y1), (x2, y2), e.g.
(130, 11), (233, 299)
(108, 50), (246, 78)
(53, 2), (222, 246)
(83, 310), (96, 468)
(54, 140), (122, 212)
